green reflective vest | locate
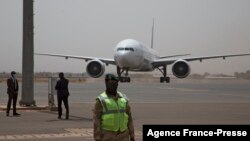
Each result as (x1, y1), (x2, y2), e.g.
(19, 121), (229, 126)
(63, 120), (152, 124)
(97, 92), (129, 132)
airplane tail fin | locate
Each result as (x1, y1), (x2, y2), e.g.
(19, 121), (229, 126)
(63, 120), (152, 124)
(150, 18), (155, 49)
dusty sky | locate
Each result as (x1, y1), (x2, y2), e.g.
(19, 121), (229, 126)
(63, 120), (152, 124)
(1, 0), (250, 75)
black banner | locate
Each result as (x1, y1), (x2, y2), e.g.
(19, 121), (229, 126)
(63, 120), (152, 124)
(143, 125), (250, 140)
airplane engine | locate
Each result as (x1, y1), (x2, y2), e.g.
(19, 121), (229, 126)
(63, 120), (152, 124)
(172, 59), (190, 78)
(86, 59), (105, 78)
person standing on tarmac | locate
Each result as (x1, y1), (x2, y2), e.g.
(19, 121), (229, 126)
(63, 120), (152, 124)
(55, 72), (70, 119)
(93, 74), (135, 141)
(6, 71), (21, 117)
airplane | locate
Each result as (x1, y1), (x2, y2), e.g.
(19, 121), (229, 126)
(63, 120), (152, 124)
(35, 22), (250, 83)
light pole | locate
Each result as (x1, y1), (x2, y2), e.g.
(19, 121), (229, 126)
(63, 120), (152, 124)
(20, 0), (36, 106)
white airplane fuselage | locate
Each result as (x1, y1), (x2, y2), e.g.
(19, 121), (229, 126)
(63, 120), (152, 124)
(114, 39), (158, 71)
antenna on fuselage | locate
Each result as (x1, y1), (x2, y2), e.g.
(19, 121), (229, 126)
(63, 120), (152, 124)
(150, 18), (155, 49)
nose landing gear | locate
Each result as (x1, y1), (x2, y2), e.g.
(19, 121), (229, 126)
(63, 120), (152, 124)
(117, 67), (131, 83)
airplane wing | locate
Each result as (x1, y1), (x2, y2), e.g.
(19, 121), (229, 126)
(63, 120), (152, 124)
(35, 53), (116, 65)
(152, 53), (250, 67)
(158, 54), (191, 59)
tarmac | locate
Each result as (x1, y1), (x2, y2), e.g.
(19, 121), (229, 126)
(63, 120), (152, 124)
(0, 103), (143, 141)
(0, 79), (250, 141)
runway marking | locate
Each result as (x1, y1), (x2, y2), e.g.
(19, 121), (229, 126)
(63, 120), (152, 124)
(0, 128), (142, 140)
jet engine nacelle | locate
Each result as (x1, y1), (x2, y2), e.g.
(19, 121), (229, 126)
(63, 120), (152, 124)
(86, 59), (105, 78)
(172, 59), (190, 78)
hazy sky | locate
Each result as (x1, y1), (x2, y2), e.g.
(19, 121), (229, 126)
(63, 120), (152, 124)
(1, 0), (250, 75)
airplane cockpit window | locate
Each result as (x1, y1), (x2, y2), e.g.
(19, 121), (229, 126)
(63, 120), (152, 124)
(117, 47), (134, 52)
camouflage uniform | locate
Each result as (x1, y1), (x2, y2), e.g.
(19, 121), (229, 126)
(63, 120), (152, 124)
(93, 93), (135, 141)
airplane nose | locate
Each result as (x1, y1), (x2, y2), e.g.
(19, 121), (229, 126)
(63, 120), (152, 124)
(115, 51), (133, 67)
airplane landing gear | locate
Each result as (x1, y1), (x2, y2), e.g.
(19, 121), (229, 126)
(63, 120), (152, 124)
(160, 77), (170, 83)
(119, 77), (131, 82)
(157, 65), (170, 83)
(117, 67), (131, 83)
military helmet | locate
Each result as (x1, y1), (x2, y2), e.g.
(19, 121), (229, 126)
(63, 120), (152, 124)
(105, 73), (119, 81)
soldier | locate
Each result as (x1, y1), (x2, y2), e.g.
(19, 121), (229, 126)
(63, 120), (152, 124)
(93, 74), (135, 141)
